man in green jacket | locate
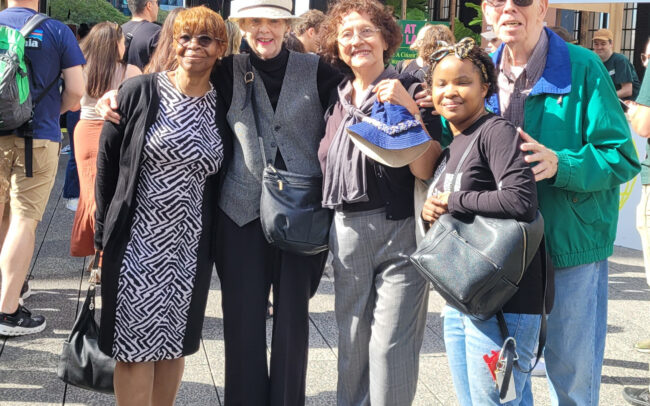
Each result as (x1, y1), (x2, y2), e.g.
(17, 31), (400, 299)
(482, 0), (640, 404)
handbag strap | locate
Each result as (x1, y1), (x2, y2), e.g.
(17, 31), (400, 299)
(244, 57), (271, 167)
(495, 237), (548, 399)
(448, 133), (481, 192)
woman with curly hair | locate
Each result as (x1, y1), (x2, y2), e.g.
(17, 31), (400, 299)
(421, 38), (551, 405)
(318, 0), (441, 403)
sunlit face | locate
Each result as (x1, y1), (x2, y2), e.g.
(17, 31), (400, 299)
(482, 0), (547, 49)
(592, 38), (613, 62)
(298, 27), (319, 53)
(174, 31), (224, 75)
(431, 55), (488, 134)
(148, 0), (160, 21)
(336, 11), (387, 73)
(240, 18), (290, 60)
(643, 40), (650, 68)
(485, 37), (502, 54)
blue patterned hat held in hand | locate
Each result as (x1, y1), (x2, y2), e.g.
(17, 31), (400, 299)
(347, 101), (432, 168)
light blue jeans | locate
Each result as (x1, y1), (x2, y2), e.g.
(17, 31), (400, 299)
(443, 306), (541, 406)
(529, 260), (608, 406)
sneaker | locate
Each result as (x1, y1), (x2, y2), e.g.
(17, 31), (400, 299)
(623, 387), (650, 406)
(65, 198), (79, 212)
(634, 339), (650, 353)
(0, 306), (46, 336)
(60, 144), (71, 154)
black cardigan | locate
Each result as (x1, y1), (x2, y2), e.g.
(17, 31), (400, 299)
(95, 73), (233, 252)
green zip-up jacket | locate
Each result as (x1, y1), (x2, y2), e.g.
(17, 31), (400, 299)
(484, 28), (640, 269)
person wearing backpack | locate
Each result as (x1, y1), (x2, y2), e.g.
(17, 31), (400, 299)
(121, 0), (161, 70)
(0, 0), (84, 337)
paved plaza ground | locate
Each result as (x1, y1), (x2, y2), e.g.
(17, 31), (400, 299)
(1, 152), (649, 405)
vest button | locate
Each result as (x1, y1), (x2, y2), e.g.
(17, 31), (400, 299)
(270, 142), (277, 148)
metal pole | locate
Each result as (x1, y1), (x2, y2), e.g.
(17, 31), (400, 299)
(450, 0), (456, 31)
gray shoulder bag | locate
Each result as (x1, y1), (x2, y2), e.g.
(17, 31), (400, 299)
(244, 57), (331, 256)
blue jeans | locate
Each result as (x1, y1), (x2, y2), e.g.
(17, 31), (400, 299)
(443, 306), (541, 406)
(535, 260), (608, 406)
(62, 110), (80, 199)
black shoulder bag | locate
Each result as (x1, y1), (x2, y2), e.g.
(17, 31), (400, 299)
(57, 253), (115, 393)
(244, 57), (331, 256)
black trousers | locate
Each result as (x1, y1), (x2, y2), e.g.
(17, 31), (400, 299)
(215, 208), (326, 406)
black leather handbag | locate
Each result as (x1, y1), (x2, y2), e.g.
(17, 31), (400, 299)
(409, 133), (545, 320)
(260, 165), (332, 255)
(246, 59), (331, 256)
(57, 257), (115, 393)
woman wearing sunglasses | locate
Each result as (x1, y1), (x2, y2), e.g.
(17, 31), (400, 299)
(94, 7), (231, 405)
(97, 0), (342, 403)
(421, 38), (550, 405)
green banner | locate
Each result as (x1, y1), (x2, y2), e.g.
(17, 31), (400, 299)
(391, 20), (450, 65)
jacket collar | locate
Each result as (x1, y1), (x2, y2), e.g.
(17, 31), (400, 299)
(486, 27), (572, 115)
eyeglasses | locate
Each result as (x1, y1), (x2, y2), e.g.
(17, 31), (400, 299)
(337, 27), (381, 45)
(175, 34), (226, 48)
(484, 0), (534, 9)
(642, 53), (649, 65)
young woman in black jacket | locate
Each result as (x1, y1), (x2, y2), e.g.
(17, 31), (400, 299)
(421, 38), (552, 406)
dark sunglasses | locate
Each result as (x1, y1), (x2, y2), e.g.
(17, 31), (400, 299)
(484, 0), (534, 8)
(176, 34), (226, 48)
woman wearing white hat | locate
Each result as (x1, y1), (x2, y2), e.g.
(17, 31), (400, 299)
(213, 0), (342, 404)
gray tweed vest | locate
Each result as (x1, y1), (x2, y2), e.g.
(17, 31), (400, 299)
(218, 51), (325, 226)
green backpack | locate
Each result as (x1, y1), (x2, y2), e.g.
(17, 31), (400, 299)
(0, 13), (50, 131)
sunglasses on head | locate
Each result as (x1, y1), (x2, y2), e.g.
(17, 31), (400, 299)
(484, 0), (534, 8)
(176, 34), (225, 48)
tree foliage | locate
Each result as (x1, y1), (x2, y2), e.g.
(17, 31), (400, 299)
(49, 0), (129, 25)
(453, 18), (480, 44)
(386, 0), (427, 20)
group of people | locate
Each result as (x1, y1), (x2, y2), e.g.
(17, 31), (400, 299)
(0, 0), (649, 405)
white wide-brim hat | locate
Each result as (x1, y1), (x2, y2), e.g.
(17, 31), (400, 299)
(229, 0), (298, 21)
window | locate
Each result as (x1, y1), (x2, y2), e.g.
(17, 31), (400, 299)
(620, 3), (637, 62)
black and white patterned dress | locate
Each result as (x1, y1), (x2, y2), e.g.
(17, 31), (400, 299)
(111, 72), (223, 362)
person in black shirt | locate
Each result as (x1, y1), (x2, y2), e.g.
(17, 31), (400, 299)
(421, 38), (552, 406)
(121, 0), (161, 70)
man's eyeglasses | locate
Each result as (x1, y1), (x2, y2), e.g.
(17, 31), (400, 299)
(337, 27), (381, 46)
(484, 0), (534, 8)
(176, 34), (226, 48)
